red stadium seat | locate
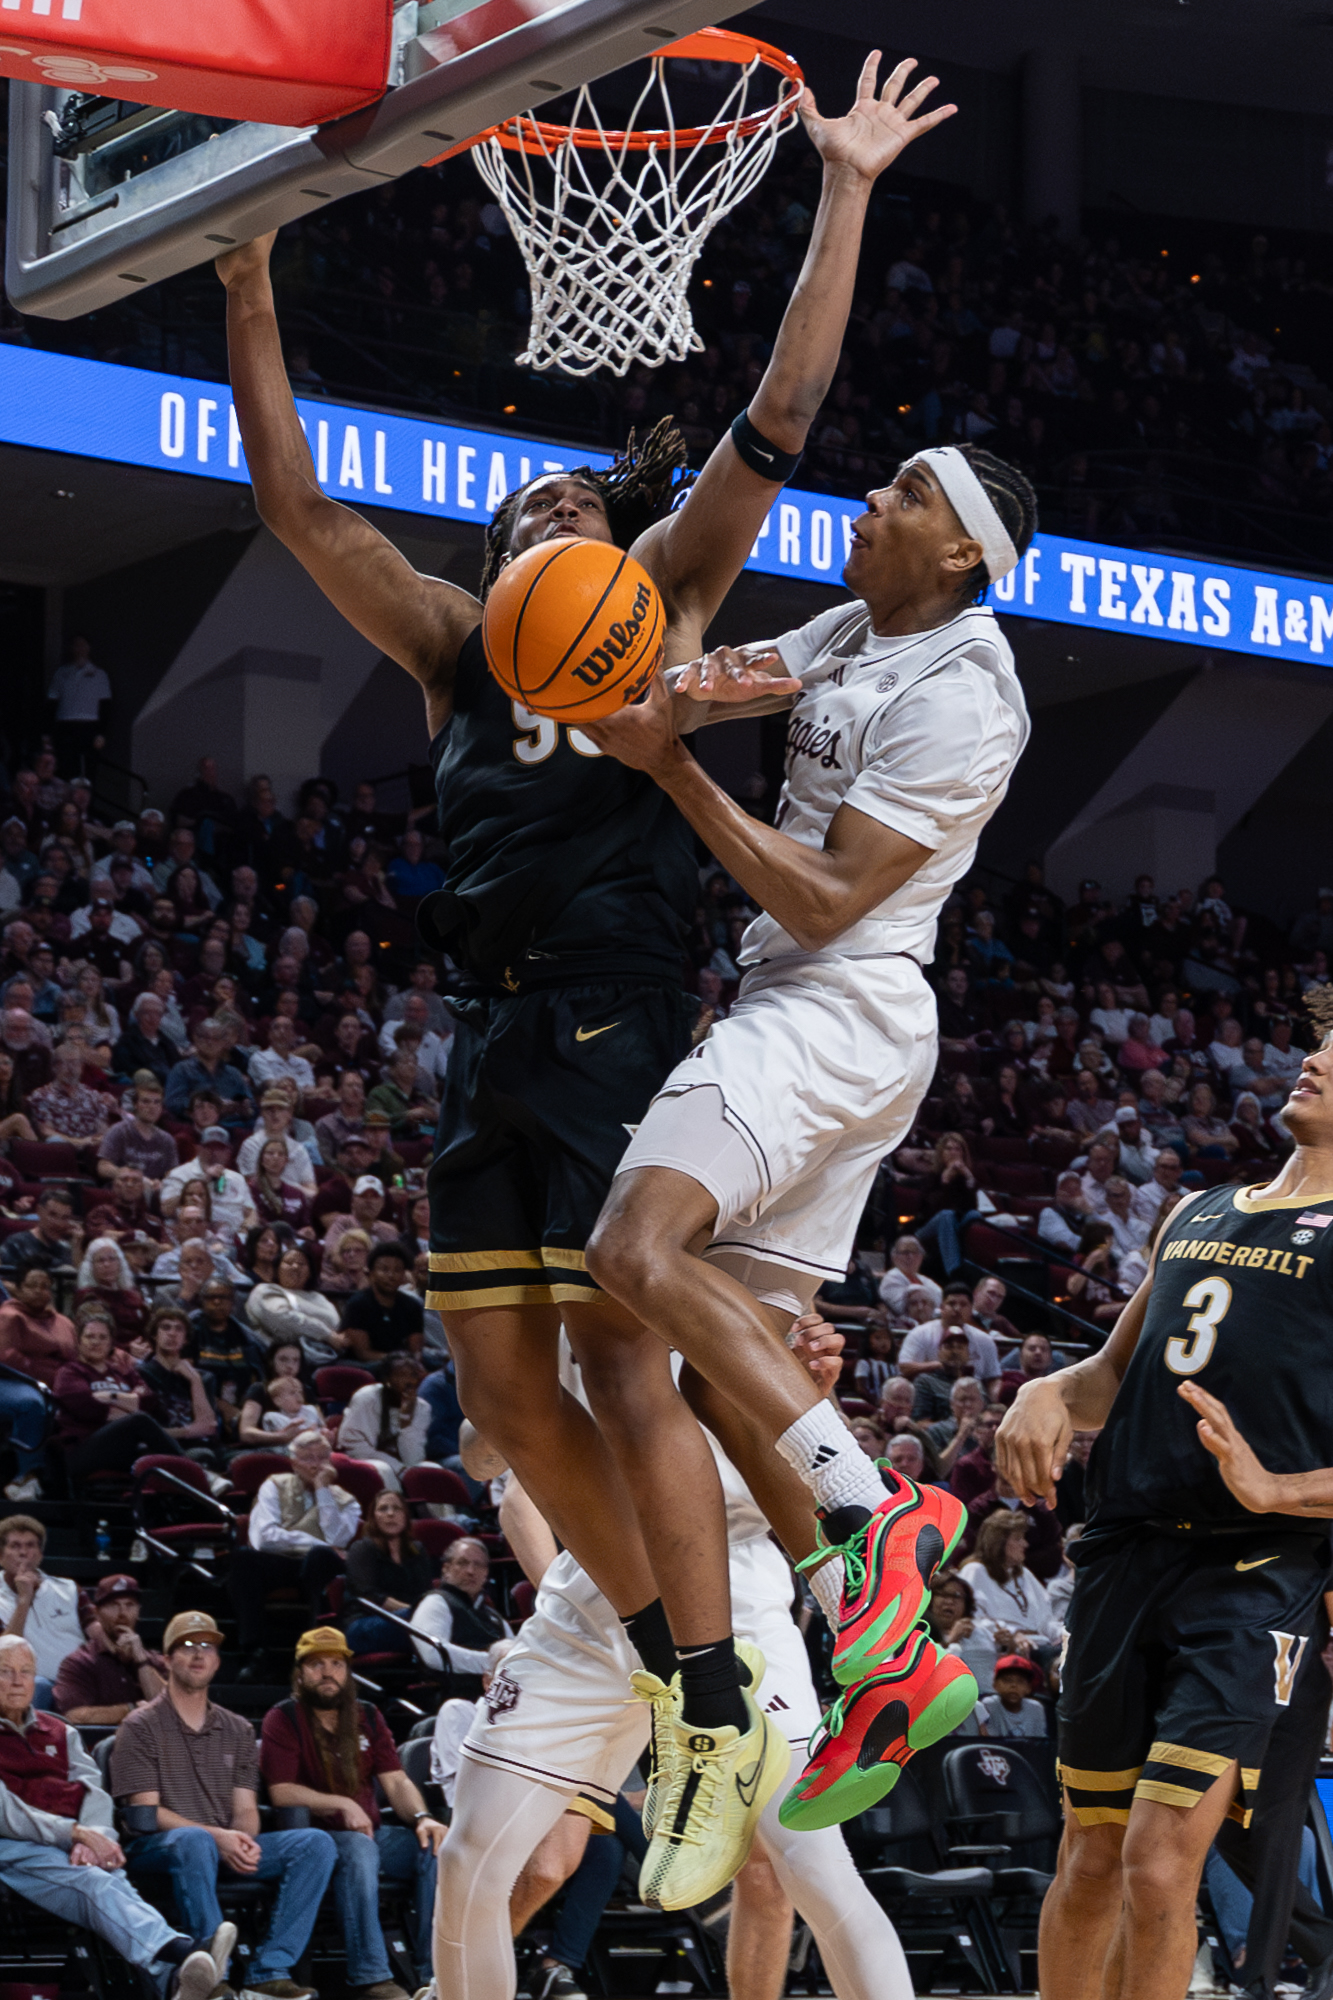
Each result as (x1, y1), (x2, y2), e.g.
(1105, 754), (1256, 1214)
(330, 1452), (384, 1510)
(401, 1464), (473, 1513)
(313, 1364), (375, 1409)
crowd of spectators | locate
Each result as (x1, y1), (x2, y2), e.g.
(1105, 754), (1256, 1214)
(9, 94), (1333, 570)
(0, 719), (1328, 1993)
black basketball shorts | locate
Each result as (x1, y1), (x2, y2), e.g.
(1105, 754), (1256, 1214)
(1057, 1525), (1330, 1829)
(425, 978), (697, 1314)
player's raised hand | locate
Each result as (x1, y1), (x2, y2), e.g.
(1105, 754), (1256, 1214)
(798, 54), (957, 185)
(995, 1379), (1071, 1508)
(214, 231), (278, 288)
(1178, 1381), (1281, 1513)
(666, 644), (800, 706)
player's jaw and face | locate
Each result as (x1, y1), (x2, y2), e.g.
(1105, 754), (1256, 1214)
(506, 475), (614, 561)
(843, 463), (982, 611)
(1281, 1038), (1333, 1147)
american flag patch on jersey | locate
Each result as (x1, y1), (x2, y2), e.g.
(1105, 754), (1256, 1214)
(1296, 1212), (1332, 1228)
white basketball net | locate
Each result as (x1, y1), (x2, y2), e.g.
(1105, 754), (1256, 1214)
(471, 46), (803, 379)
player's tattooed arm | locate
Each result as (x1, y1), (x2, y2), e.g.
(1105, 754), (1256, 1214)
(217, 234), (476, 733)
(1181, 1381), (1333, 1516)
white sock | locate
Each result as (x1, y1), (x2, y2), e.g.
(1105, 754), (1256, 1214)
(774, 1400), (887, 1518)
(807, 1554), (845, 1631)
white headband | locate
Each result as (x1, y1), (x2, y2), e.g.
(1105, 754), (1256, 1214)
(901, 447), (1019, 581)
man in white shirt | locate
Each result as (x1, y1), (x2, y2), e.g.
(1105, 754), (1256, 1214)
(1080, 1139), (1117, 1215)
(47, 637), (111, 777)
(0, 1515), (86, 1709)
(160, 1128), (253, 1242)
(897, 1283), (1001, 1395)
(69, 892), (139, 948)
(411, 1538), (513, 1679)
(1130, 1148), (1185, 1226)
(236, 1093), (317, 1191)
(1208, 1017), (1246, 1078)
(1111, 1105), (1158, 1186)
(877, 1233), (942, 1318)
(249, 1017), (317, 1096)
(1102, 1176), (1150, 1262)
(377, 993), (451, 1081)
(382, 963), (450, 1039)
(1264, 1017), (1304, 1089)
(92, 822), (157, 896)
(228, 1433), (360, 1676)
(1038, 1172), (1096, 1256)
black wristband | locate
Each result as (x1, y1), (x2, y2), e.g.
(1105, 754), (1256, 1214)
(730, 408), (803, 485)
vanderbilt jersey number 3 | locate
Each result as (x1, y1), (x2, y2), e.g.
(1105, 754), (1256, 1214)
(1164, 1275), (1232, 1376)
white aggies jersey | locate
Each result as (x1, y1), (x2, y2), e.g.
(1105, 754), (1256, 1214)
(741, 600), (1029, 967)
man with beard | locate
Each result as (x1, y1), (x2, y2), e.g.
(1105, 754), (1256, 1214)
(261, 1628), (445, 1999)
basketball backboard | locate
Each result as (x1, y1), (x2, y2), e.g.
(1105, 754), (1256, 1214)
(5, 0), (731, 319)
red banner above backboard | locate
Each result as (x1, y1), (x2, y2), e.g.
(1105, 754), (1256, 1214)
(0, 0), (392, 126)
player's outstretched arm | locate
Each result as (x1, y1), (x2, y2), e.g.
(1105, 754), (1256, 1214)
(216, 235), (478, 732)
(631, 55), (956, 631)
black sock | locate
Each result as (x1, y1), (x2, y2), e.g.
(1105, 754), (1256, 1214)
(676, 1635), (748, 1733)
(158, 1939), (195, 1969)
(622, 1598), (678, 1686)
(821, 1503), (875, 1546)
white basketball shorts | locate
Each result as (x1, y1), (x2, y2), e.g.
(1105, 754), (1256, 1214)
(460, 1540), (820, 1807)
(615, 951), (938, 1304)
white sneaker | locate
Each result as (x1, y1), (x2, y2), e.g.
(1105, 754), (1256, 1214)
(4, 1475), (41, 1501)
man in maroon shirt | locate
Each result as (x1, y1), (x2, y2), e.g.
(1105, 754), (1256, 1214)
(261, 1628), (445, 1998)
(53, 1574), (165, 1725)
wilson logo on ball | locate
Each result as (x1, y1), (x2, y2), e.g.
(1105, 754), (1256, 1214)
(483, 537), (665, 721)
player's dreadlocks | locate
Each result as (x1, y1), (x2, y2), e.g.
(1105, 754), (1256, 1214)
(479, 416), (693, 601)
(1305, 981), (1333, 1048)
(951, 445), (1039, 606)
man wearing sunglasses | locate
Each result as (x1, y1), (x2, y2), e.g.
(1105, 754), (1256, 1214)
(111, 1610), (338, 2000)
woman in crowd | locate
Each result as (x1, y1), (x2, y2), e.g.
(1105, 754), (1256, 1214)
(74, 963), (121, 1053)
(847, 1415), (887, 1458)
(240, 1220), (297, 1288)
(0, 1049), (36, 1147)
(927, 1570), (995, 1725)
(235, 1337), (320, 1449)
(319, 1227), (371, 1297)
(343, 1488), (436, 1656)
(246, 1243), (341, 1357)
(1181, 1080), (1240, 1159)
(409, 1193), (430, 1259)
(1063, 1218), (1128, 1329)
(914, 1132), (986, 1276)
(167, 863), (213, 939)
(0, 1265), (78, 1500)
(851, 1321), (898, 1403)
(53, 1307), (178, 1483)
(226, 901), (268, 986)
(73, 1235), (148, 1342)
(314, 1004), (380, 1085)
(248, 1136), (312, 1233)
(336, 1349), (430, 1491)
(934, 1070), (986, 1141)
(1230, 1087), (1286, 1163)
(983, 1020), (1032, 1080)
(983, 1062), (1029, 1139)
(959, 1510), (1063, 1666)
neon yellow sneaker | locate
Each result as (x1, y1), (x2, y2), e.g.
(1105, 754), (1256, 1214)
(638, 1683), (790, 1911)
(630, 1669), (680, 1840)
(631, 1641), (765, 1841)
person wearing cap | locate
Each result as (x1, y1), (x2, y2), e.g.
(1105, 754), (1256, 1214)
(977, 1653), (1048, 1739)
(323, 1181), (401, 1260)
(236, 1092), (316, 1193)
(68, 885), (140, 950)
(91, 821), (156, 896)
(164, 1019), (254, 1127)
(161, 1131), (253, 1242)
(60, 894), (133, 985)
(229, 1430), (361, 1671)
(52, 1575), (165, 1725)
(0, 1632), (231, 2000)
(114, 1609), (336, 2000)
(1108, 1102), (1158, 1186)
(261, 1628), (444, 1998)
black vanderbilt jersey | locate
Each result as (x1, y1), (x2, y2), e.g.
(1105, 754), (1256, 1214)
(1085, 1182), (1333, 1535)
(419, 626), (698, 987)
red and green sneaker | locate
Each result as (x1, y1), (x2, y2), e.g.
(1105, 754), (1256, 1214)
(778, 1629), (978, 1831)
(821, 1473), (967, 1687)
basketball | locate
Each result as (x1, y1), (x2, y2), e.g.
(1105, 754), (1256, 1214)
(482, 536), (666, 721)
